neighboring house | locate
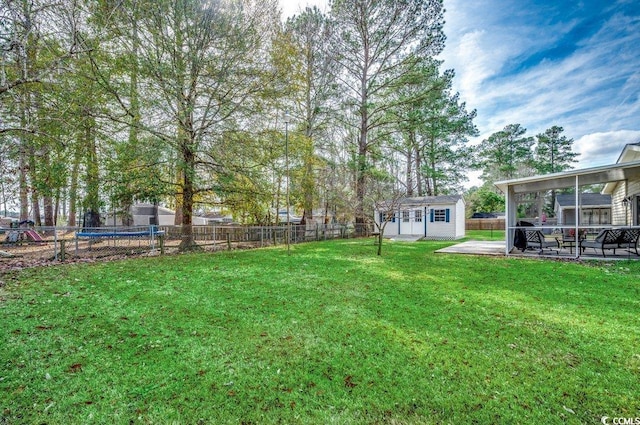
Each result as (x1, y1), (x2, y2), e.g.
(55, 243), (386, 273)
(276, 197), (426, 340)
(602, 143), (640, 226)
(0, 217), (18, 228)
(554, 193), (611, 225)
(374, 195), (466, 240)
(105, 203), (209, 226)
(311, 208), (337, 225)
(277, 210), (303, 224)
(200, 212), (235, 224)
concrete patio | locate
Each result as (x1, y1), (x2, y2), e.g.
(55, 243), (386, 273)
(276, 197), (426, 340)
(436, 239), (640, 260)
(436, 240), (506, 256)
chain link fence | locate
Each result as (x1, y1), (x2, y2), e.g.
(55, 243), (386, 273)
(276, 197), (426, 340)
(0, 223), (375, 271)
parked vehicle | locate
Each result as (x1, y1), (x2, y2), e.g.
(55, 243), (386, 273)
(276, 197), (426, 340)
(471, 212), (497, 219)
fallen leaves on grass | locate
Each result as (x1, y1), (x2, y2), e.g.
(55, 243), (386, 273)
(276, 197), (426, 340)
(68, 363), (83, 373)
(344, 375), (357, 388)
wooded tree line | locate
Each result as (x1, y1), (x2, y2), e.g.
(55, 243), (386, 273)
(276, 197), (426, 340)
(0, 0), (577, 246)
(467, 123), (579, 215)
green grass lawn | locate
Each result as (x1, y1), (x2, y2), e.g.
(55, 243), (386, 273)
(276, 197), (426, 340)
(464, 229), (505, 241)
(1, 238), (639, 424)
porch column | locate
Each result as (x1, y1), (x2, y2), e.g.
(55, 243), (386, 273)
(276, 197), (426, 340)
(424, 206), (427, 237)
(537, 191), (544, 225)
(575, 176), (580, 259)
(506, 185), (517, 255)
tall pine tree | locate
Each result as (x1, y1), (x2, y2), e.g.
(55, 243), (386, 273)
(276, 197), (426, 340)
(533, 126), (579, 174)
(533, 125), (579, 213)
(478, 124), (534, 183)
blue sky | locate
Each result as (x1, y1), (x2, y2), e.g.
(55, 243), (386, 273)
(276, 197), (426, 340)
(441, 0), (640, 170)
(281, 0), (640, 174)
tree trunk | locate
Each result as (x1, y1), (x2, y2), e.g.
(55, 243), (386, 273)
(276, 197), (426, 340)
(54, 187), (60, 226)
(406, 134), (414, 197)
(355, 147), (367, 234)
(19, 140), (29, 221)
(42, 148), (54, 227)
(19, 101), (30, 221)
(430, 154), (438, 196)
(178, 141), (196, 250)
(415, 148), (423, 197)
(174, 168), (184, 226)
(17, 4), (32, 222)
(355, 56), (369, 235)
(68, 140), (82, 227)
(301, 141), (315, 226)
(43, 196), (54, 227)
(28, 150), (41, 226)
(120, 15), (140, 228)
(84, 118), (101, 227)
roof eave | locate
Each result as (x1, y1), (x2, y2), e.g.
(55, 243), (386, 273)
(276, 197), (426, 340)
(495, 160), (640, 194)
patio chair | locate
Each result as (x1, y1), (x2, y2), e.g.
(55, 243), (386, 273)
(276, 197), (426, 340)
(581, 229), (622, 257)
(558, 228), (586, 254)
(618, 228), (640, 256)
(514, 221), (535, 251)
(524, 229), (559, 254)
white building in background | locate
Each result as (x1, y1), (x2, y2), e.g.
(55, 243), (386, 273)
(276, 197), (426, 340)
(374, 195), (466, 240)
(104, 203), (209, 226)
(554, 193), (611, 225)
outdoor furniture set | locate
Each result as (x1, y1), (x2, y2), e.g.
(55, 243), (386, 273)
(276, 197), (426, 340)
(517, 228), (640, 257)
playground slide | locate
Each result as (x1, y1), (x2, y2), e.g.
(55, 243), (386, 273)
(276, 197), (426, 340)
(24, 229), (44, 242)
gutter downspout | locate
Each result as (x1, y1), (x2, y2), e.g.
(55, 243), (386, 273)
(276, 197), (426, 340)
(424, 206), (427, 237)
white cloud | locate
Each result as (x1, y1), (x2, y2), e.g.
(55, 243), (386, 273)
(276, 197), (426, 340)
(451, 30), (516, 107)
(441, 1), (640, 171)
(574, 130), (640, 167)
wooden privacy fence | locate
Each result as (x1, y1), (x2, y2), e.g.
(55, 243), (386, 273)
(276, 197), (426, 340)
(466, 218), (505, 231)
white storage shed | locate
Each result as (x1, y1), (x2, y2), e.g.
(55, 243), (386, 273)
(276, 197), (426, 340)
(375, 195), (466, 240)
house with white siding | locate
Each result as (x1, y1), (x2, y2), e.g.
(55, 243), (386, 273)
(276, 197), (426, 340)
(602, 143), (640, 226)
(374, 195), (465, 240)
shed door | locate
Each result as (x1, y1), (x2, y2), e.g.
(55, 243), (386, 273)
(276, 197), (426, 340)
(399, 209), (424, 234)
(411, 209), (423, 234)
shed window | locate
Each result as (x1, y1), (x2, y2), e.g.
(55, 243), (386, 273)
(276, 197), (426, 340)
(415, 210), (422, 222)
(379, 212), (396, 223)
(431, 208), (450, 223)
(402, 210), (410, 222)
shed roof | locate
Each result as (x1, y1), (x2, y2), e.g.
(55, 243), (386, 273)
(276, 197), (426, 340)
(375, 195), (463, 211)
(398, 195), (463, 206)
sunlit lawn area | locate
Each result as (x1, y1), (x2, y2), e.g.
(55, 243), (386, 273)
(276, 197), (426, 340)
(1, 237), (639, 424)
(463, 229), (505, 241)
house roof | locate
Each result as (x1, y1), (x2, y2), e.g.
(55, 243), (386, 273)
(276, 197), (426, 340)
(132, 203), (176, 216)
(555, 193), (611, 208)
(615, 142), (640, 163)
(495, 158), (640, 194)
(602, 142), (640, 194)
